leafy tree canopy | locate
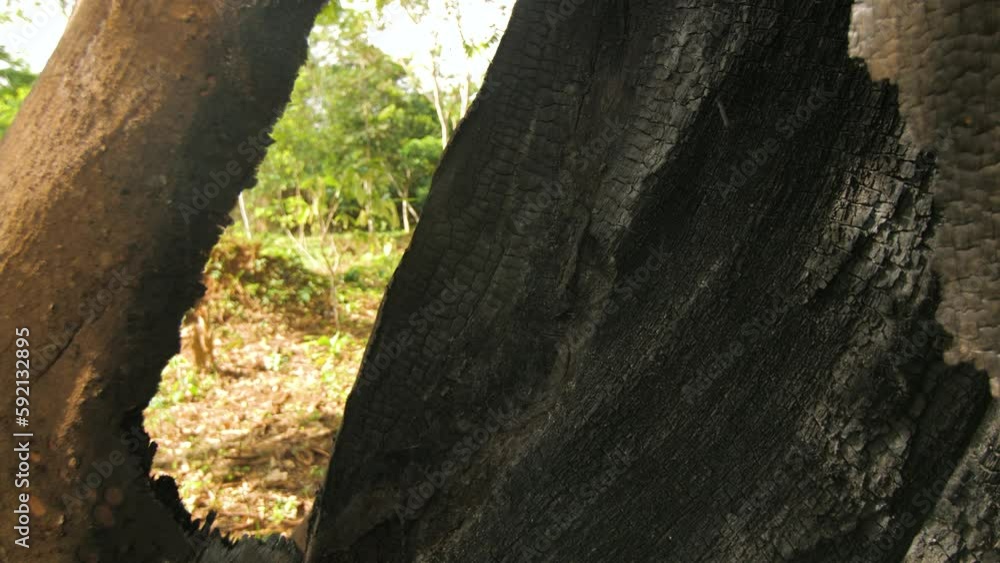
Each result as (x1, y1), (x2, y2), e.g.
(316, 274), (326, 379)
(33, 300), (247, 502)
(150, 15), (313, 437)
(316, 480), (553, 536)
(250, 5), (441, 236)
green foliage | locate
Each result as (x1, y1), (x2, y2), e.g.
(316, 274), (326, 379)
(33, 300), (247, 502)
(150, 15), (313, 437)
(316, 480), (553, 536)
(0, 3), (64, 137)
(0, 58), (33, 137)
(374, 0), (511, 148)
(398, 135), (440, 209)
(250, 5), (442, 237)
(0, 1), (509, 238)
(340, 249), (402, 290)
(203, 234), (334, 319)
(0, 12), (37, 138)
(149, 356), (217, 410)
(304, 331), (355, 374)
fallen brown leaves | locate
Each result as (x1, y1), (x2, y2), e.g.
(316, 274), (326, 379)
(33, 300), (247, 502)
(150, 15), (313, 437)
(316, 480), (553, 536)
(145, 277), (384, 539)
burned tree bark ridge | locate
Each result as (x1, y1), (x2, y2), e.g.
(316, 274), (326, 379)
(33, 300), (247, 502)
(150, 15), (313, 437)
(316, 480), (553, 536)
(852, 1), (1000, 560)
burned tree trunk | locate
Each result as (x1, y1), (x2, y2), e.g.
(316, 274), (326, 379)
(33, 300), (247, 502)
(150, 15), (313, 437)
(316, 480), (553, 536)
(303, 1), (997, 562)
(0, 1), (323, 562)
(1, 0), (995, 562)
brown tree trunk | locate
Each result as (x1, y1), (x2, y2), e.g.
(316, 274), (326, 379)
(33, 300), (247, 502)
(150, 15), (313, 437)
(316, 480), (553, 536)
(0, 1), (323, 562)
(302, 1), (998, 562)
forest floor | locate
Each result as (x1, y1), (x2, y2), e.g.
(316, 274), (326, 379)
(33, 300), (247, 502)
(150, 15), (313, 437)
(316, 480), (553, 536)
(143, 228), (409, 539)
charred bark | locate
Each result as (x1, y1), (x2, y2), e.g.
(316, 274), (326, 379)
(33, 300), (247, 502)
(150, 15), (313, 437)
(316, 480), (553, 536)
(304, 1), (997, 562)
(0, 0), (995, 562)
(851, 2), (1000, 560)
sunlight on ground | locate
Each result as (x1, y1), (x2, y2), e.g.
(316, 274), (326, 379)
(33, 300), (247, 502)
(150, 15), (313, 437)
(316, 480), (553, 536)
(144, 229), (408, 537)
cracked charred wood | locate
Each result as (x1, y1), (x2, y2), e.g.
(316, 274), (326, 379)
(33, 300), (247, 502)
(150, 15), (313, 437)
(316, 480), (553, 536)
(303, 1), (997, 562)
(851, 1), (1000, 560)
(0, 0), (996, 562)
